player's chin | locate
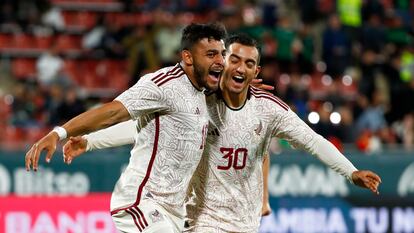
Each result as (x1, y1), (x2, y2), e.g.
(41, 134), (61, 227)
(205, 76), (220, 91)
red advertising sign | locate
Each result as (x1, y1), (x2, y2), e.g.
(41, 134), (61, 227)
(0, 194), (119, 233)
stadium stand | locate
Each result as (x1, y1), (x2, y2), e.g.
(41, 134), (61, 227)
(0, 0), (413, 152)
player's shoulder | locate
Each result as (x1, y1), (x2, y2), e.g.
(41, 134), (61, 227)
(139, 63), (186, 87)
(249, 86), (289, 112)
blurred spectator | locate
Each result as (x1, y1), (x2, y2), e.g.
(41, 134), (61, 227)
(10, 82), (43, 127)
(82, 16), (106, 52)
(322, 14), (351, 77)
(360, 14), (386, 53)
(337, 0), (362, 41)
(45, 84), (64, 126)
(297, 23), (315, 74)
(123, 25), (160, 86)
(270, 16), (300, 74)
(101, 21), (128, 59)
(355, 91), (394, 144)
(154, 11), (182, 67)
(336, 105), (357, 143)
(386, 14), (412, 47)
(41, 5), (65, 32)
(36, 44), (71, 87)
(55, 88), (86, 125)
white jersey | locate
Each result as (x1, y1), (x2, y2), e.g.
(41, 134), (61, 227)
(112, 64), (209, 219)
(86, 86), (358, 233)
(184, 87), (357, 233)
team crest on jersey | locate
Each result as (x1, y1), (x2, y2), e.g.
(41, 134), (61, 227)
(149, 209), (164, 223)
(254, 121), (263, 136)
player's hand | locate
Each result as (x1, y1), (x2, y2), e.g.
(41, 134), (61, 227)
(63, 136), (87, 164)
(261, 201), (272, 216)
(250, 79), (275, 91)
(351, 170), (382, 194)
(25, 131), (59, 171)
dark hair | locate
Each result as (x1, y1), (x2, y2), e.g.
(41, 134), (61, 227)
(181, 22), (227, 51)
(225, 33), (261, 64)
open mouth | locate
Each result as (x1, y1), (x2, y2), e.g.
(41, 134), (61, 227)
(208, 70), (221, 80)
(232, 75), (245, 84)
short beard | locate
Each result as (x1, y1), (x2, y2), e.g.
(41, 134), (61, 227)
(193, 60), (207, 89)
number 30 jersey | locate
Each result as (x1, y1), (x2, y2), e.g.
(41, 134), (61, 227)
(185, 86), (357, 233)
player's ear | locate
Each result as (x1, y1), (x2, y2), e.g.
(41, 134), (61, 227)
(255, 65), (261, 78)
(181, 50), (193, 65)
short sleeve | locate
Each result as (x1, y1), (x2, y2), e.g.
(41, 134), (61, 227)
(115, 78), (169, 120)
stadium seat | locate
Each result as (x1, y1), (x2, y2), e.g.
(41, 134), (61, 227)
(12, 34), (35, 49)
(63, 11), (97, 30)
(11, 59), (36, 79)
(64, 60), (82, 85)
(34, 35), (54, 50)
(0, 34), (12, 49)
(56, 34), (82, 51)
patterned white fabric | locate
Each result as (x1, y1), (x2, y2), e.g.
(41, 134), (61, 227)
(112, 64), (209, 219)
(184, 87), (357, 233)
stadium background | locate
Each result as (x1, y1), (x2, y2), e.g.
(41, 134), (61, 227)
(0, 0), (413, 232)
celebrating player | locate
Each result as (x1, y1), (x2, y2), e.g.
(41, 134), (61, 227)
(25, 23), (226, 233)
(63, 34), (381, 233)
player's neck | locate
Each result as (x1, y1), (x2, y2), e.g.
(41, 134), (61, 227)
(220, 86), (248, 109)
(180, 61), (203, 91)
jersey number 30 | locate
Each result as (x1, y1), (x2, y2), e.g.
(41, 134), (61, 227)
(217, 147), (248, 170)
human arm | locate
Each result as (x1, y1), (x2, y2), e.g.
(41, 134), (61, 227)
(63, 120), (137, 164)
(25, 101), (130, 171)
(25, 78), (168, 171)
(261, 152), (271, 216)
(273, 109), (381, 194)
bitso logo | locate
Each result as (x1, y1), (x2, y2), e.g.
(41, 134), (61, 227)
(398, 162), (414, 197)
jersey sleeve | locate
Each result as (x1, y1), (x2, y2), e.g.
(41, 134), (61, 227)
(271, 109), (358, 182)
(84, 120), (136, 151)
(115, 78), (169, 120)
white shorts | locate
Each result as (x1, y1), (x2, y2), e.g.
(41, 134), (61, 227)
(111, 200), (184, 233)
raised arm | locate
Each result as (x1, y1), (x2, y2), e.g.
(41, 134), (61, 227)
(63, 120), (136, 164)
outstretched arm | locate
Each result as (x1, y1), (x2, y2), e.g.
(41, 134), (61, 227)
(273, 109), (382, 194)
(63, 120), (137, 164)
(25, 101), (130, 171)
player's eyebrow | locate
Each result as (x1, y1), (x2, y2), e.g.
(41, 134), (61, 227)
(229, 54), (256, 65)
(206, 49), (220, 54)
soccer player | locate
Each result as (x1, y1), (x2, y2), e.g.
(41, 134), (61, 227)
(25, 23), (227, 233)
(63, 34), (381, 233)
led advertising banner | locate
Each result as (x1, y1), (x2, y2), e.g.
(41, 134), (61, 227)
(0, 194), (118, 233)
(1, 149), (413, 233)
(259, 197), (414, 233)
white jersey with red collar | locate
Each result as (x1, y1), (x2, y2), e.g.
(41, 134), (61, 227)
(112, 64), (210, 219)
(185, 86), (357, 233)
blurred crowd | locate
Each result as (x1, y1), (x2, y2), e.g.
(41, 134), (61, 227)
(0, 0), (413, 152)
